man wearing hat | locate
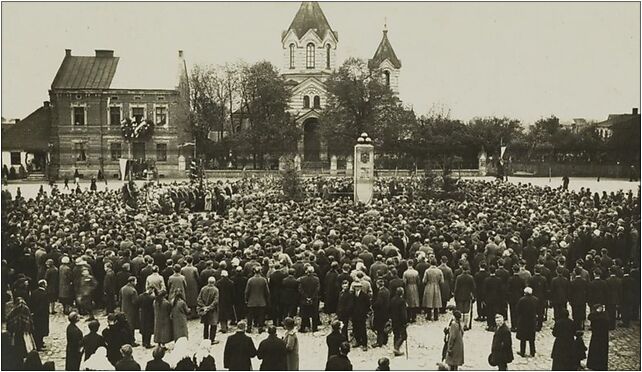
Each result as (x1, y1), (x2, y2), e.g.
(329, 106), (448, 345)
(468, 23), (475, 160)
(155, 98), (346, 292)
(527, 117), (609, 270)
(515, 287), (538, 357)
(351, 280), (371, 351)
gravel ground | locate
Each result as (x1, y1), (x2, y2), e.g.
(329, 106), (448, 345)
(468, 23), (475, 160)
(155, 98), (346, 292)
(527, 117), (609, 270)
(21, 302), (641, 371)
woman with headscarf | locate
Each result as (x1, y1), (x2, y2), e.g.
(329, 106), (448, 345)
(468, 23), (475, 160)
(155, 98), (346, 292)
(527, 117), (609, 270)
(145, 345), (171, 371)
(171, 292), (189, 341)
(82, 347), (114, 371)
(168, 337), (195, 371)
(153, 290), (173, 346)
(194, 339), (217, 371)
(6, 297), (35, 365)
(283, 317), (299, 371)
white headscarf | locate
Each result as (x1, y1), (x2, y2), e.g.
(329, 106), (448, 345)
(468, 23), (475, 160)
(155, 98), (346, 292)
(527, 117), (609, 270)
(194, 339), (213, 365)
(168, 337), (192, 369)
(82, 347), (114, 371)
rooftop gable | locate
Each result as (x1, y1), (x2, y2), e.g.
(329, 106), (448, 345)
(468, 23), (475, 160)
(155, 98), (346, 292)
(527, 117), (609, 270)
(284, 2), (338, 42)
(51, 50), (119, 90)
(368, 30), (402, 70)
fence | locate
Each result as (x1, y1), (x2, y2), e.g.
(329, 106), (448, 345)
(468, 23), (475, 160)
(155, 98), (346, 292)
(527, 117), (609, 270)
(508, 162), (638, 178)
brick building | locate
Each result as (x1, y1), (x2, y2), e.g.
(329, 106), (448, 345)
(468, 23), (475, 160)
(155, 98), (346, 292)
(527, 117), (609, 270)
(3, 48), (191, 180)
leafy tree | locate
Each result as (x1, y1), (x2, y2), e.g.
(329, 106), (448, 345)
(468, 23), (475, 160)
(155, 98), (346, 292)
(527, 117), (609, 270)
(319, 58), (412, 156)
(467, 116), (523, 159)
(236, 61), (300, 168)
(280, 157), (304, 201)
(408, 113), (475, 169)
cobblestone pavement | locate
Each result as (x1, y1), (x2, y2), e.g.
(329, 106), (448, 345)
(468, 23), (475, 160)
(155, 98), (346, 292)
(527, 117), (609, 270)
(20, 303), (641, 370)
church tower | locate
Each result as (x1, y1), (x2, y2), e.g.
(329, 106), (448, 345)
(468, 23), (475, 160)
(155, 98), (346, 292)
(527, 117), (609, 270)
(368, 24), (402, 94)
(282, 1), (338, 162)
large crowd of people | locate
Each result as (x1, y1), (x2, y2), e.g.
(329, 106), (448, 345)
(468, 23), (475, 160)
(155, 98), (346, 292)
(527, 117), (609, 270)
(1, 175), (640, 371)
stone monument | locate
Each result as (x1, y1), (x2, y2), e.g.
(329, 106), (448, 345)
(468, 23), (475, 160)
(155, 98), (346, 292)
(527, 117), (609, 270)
(354, 133), (375, 205)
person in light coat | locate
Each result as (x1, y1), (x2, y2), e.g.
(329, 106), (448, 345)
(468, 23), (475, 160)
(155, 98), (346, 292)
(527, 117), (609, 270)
(402, 261), (421, 322)
(197, 276), (220, 344)
(423, 260), (444, 321)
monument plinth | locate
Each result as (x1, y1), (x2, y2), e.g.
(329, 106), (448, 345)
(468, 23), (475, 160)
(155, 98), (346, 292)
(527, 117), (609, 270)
(354, 133), (374, 205)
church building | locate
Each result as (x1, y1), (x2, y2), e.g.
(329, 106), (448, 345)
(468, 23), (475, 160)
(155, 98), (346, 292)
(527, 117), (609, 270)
(281, 1), (401, 165)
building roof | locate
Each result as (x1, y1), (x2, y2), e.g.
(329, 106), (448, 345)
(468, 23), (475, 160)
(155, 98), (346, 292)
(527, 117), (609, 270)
(1, 105), (51, 152)
(596, 110), (640, 128)
(51, 50), (119, 90)
(285, 2), (337, 41)
(368, 29), (402, 69)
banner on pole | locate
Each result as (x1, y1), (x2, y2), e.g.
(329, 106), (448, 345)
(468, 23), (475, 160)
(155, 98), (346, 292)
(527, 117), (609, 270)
(500, 145), (507, 159)
(119, 159), (129, 181)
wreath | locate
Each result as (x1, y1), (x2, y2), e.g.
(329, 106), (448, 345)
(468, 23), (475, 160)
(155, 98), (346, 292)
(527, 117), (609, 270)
(121, 118), (154, 141)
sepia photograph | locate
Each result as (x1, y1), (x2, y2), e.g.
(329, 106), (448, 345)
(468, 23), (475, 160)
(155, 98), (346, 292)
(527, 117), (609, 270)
(0, 1), (640, 370)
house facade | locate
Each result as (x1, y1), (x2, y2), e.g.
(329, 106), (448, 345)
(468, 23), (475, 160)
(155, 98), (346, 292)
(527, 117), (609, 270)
(3, 48), (191, 180)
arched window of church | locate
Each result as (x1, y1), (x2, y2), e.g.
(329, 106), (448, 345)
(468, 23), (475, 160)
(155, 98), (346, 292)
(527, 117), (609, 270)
(289, 44), (295, 69)
(306, 43), (315, 69)
(303, 95), (310, 109)
(384, 70), (391, 87)
(313, 96), (320, 109)
(326, 44), (331, 69)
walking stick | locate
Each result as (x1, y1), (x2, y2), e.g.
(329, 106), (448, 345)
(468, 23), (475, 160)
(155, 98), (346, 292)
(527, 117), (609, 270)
(468, 300), (474, 329)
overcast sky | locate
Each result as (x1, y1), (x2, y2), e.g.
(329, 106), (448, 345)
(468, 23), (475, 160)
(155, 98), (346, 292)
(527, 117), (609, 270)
(2, 1), (640, 124)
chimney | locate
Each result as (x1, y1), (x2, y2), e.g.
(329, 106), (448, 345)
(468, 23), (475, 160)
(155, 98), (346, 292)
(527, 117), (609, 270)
(178, 50), (184, 58)
(633, 108), (638, 115)
(65, 49), (72, 56)
(43, 101), (50, 107)
(95, 49), (114, 58)
(15, 119), (20, 123)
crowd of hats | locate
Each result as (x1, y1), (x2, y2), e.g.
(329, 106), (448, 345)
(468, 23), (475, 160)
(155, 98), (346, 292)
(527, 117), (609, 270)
(1, 177), (639, 279)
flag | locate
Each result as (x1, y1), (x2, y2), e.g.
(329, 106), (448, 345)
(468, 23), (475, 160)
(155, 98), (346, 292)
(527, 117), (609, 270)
(500, 145), (507, 159)
(119, 159), (129, 181)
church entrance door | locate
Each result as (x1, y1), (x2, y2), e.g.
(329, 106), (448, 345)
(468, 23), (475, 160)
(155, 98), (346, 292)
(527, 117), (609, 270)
(303, 118), (320, 161)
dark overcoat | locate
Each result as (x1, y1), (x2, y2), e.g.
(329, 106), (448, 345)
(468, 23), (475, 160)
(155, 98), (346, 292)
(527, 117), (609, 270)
(171, 299), (189, 341)
(30, 287), (49, 338)
(153, 298), (173, 344)
(224, 331), (257, 370)
(551, 317), (575, 370)
(325, 355), (352, 371)
(516, 294), (538, 341)
(138, 291), (155, 338)
(453, 273), (475, 313)
(120, 284), (139, 329)
(216, 276), (235, 321)
(491, 324), (514, 365)
(372, 287), (390, 329)
(587, 311), (609, 371)
(257, 334), (288, 370)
